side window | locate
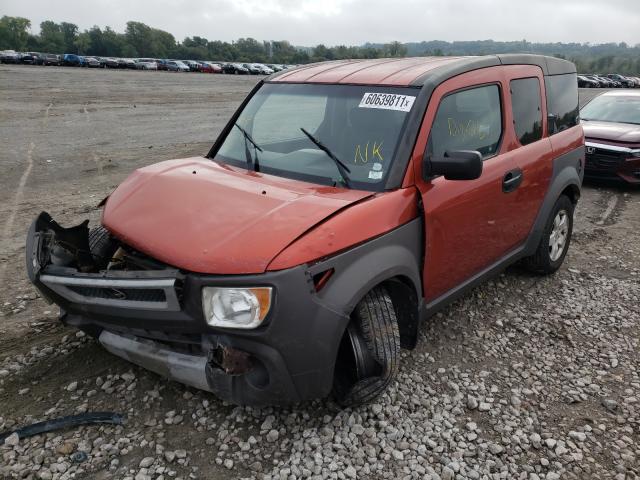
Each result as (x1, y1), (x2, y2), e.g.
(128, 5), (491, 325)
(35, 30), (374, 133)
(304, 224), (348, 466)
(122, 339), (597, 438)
(428, 84), (502, 159)
(252, 93), (327, 143)
(544, 73), (579, 134)
(510, 77), (543, 145)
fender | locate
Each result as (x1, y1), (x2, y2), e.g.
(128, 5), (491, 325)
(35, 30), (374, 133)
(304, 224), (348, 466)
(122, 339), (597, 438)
(307, 219), (424, 345)
(523, 145), (584, 256)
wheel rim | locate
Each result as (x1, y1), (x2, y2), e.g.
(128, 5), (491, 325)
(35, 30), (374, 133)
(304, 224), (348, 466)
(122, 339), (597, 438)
(549, 209), (569, 261)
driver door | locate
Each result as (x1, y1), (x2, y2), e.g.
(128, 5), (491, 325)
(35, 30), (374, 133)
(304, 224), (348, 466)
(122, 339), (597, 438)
(412, 66), (524, 302)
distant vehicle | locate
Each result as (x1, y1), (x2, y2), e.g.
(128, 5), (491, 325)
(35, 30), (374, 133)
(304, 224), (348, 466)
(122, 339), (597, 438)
(577, 75), (598, 88)
(20, 52), (40, 65)
(242, 63), (262, 74)
(183, 60), (200, 72)
(586, 75), (614, 88)
(41, 53), (61, 66)
(606, 74), (635, 88)
(253, 63), (274, 75)
(199, 62), (222, 73)
(94, 57), (115, 68)
(166, 60), (190, 72)
(135, 58), (158, 70)
(0, 50), (20, 63)
(581, 90), (640, 184)
(84, 57), (102, 68)
(582, 75), (604, 88)
(92, 57), (109, 68)
(222, 63), (249, 74)
(156, 59), (169, 71)
(62, 54), (85, 67)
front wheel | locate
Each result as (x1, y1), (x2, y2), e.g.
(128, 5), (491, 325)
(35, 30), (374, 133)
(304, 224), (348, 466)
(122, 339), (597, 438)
(522, 195), (574, 274)
(332, 286), (400, 407)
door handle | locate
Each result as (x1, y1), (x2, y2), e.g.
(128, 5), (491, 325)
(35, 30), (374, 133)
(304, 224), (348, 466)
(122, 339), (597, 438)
(502, 168), (523, 193)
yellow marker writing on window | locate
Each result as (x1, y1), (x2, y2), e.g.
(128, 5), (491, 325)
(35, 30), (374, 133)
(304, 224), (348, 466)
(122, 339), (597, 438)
(354, 141), (384, 163)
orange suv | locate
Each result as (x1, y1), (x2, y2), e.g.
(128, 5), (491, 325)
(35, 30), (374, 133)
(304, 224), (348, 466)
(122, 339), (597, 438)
(26, 55), (584, 406)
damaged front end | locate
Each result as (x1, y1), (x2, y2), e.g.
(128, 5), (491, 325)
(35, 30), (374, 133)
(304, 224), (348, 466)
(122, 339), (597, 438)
(27, 212), (183, 315)
(25, 212), (341, 405)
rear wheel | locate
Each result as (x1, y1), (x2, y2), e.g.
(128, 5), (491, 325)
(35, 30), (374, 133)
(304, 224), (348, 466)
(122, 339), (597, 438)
(332, 286), (400, 407)
(522, 195), (574, 274)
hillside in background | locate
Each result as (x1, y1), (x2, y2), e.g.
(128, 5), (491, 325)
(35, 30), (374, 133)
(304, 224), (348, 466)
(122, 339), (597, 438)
(2, 15), (639, 74)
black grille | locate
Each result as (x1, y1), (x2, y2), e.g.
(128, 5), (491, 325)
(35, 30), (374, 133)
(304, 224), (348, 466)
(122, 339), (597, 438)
(585, 147), (625, 172)
(67, 285), (166, 302)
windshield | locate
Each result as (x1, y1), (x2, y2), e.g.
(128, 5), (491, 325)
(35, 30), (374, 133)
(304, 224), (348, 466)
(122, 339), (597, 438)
(213, 83), (418, 190)
(581, 95), (640, 125)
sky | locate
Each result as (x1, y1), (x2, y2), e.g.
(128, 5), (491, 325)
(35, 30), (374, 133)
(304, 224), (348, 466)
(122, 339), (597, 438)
(2, 0), (639, 46)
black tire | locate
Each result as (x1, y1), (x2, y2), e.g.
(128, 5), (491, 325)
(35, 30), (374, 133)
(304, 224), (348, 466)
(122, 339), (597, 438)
(333, 285), (400, 407)
(522, 195), (574, 275)
(88, 226), (118, 268)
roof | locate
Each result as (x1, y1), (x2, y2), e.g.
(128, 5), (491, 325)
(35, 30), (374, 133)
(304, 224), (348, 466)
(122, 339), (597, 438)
(269, 54), (576, 87)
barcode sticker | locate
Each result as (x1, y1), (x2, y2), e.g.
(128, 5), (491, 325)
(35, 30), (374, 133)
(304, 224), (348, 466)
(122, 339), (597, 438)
(359, 92), (416, 112)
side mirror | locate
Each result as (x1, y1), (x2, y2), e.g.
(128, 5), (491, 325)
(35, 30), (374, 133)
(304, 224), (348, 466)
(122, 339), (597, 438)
(424, 150), (483, 181)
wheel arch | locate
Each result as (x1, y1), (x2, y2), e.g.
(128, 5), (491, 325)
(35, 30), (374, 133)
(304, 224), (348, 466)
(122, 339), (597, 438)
(309, 219), (424, 352)
(524, 146), (583, 257)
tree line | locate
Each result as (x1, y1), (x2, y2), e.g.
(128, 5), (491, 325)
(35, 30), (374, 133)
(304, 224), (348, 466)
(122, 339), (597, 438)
(1, 15), (639, 74)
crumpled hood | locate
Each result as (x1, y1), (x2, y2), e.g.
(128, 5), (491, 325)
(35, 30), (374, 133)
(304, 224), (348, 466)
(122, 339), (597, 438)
(102, 158), (373, 274)
(582, 121), (640, 144)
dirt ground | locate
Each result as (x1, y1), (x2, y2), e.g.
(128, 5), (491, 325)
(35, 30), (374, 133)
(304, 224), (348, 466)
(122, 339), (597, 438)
(0, 65), (639, 480)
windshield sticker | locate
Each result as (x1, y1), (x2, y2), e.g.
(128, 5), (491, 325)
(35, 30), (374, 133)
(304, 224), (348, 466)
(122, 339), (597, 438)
(368, 170), (383, 180)
(373, 162), (382, 171)
(354, 141), (384, 163)
(359, 93), (416, 112)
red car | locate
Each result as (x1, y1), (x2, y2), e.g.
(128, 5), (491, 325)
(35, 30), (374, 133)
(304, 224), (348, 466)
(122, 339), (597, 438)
(581, 90), (640, 184)
(199, 61), (223, 73)
(26, 55), (583, 406)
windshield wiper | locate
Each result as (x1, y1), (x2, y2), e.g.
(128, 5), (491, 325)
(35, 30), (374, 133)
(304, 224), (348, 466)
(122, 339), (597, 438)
(234, 123), (262, 172)
(300, 128), (351, 188)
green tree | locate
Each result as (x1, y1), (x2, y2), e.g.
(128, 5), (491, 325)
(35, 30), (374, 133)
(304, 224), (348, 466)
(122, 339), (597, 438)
(39, 20), (65, 52)
(74, 31), (91, 55)
(234, 38), (266, 62)
(60, 22), (78, 52)
(125, 21), (152, 56)
(383, 41), (407, 57)
(0, 16), (31, 50)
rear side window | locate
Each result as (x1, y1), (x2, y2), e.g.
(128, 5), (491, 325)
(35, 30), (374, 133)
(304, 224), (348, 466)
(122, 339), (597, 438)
(545, 73), (579, 134)
(428, 84), (502, 159)
(510, 77), (543, 145)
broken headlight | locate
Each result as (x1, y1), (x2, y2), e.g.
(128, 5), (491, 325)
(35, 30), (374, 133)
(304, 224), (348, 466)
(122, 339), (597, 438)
(202, 287), (272, 329)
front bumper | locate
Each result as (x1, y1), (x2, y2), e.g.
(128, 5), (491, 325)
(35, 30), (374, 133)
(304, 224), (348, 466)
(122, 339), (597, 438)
(26, 215), (348, 405)
(584, 141), (640, 184)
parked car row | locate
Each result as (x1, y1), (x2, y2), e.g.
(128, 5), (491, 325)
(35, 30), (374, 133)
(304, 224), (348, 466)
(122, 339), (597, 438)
(0, 50), (295, 75)
(578, 73), (640, 88)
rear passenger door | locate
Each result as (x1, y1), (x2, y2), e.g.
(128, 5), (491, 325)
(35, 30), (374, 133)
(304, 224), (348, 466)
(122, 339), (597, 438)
(413, 67), (537, 302)
(501, 66), (554, 242)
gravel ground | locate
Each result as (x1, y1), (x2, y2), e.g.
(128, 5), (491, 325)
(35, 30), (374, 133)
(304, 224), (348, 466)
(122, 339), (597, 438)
(0, 65), (639, 480)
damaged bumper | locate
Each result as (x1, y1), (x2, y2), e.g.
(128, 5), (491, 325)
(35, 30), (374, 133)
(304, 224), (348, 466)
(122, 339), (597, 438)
(26, 213), (347, 405)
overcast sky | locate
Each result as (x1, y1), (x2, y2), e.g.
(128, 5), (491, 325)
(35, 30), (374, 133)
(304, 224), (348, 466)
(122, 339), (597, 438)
(3, 0), (639, 46)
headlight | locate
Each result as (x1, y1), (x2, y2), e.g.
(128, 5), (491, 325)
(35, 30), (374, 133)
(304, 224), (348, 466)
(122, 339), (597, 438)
(202, 287), (272, 329)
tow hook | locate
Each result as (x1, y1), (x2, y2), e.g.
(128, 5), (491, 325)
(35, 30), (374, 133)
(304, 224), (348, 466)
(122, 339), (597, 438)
(209, 345), (253, 375)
